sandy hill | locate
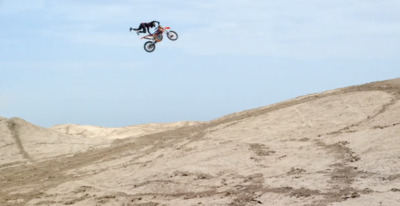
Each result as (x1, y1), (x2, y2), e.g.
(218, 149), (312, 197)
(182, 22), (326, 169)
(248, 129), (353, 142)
(1, 78), (400, 206)
(50, 121), (202, 140)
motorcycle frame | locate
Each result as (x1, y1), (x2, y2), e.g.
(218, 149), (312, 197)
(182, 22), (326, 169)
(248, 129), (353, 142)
(141, 26), (171, 43)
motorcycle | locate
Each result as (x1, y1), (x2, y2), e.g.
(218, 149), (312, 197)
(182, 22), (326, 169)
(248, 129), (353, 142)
(141, 25), (178, 52)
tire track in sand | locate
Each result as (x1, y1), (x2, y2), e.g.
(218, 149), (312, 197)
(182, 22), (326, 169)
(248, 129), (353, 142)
(7, 120), (33, 162)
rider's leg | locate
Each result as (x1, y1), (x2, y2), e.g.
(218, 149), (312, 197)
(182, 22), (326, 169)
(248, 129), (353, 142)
(136, 24), (147, 33)
(131, 24), (146, 35)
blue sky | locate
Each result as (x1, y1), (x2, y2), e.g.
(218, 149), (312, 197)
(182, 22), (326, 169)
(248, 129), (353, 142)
(1, 0), (400, 127)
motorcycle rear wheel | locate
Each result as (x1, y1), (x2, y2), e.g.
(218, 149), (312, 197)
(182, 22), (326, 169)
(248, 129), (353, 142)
(144, 41), (156, 52)
(167, 31), (178, 41)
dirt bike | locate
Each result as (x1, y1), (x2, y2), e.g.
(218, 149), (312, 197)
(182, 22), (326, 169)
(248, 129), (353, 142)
(141, 25), (178, 52)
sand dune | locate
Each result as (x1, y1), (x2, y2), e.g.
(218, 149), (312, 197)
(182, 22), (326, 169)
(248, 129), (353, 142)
(50, 121), (202, 140)
(0, 117), (110, 166)
(1, 78), (400, 206)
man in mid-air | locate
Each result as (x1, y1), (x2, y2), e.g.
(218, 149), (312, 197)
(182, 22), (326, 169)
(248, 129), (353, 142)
(130, 21), (160, 35)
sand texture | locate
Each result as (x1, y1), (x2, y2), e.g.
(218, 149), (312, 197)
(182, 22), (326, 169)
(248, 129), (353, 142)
(1, 78), (400, 206)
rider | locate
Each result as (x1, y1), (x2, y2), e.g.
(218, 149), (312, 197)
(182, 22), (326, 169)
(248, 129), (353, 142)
(130, 21), (160, 35)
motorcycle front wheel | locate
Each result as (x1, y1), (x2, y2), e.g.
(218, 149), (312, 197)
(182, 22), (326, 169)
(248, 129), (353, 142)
(144, 41), (156, 52)
(167, 31), (178, 41)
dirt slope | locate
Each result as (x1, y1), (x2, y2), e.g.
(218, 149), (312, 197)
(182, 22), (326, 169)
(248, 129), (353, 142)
(1, 78), (400, 206)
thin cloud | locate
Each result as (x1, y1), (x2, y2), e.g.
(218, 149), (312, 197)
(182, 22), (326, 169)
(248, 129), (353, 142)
(1, 0), (400, 58)
(0, 60), (145, 72)
(175, 0), (400, 58)
(39, 29), (138, 47)
(0, 0), (46, 14)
